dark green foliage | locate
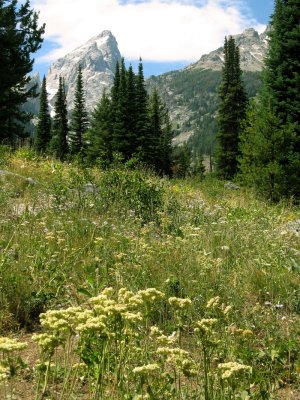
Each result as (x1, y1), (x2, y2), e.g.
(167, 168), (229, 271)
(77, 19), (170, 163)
(239, 98), (297, 201)
(239, 0), (300, 200)
(148, 88), (172, 175)
(0, 0), (45, 144)
(112, 59), (131, 157)
(69, 65), (89, 156)
(264, 0), (300, 136)
(34, 76), (51, 153)
(86, 91), (113, 166)
(172, 144), (191, 178)
(49, 77), (69, 160)
(87, 59), (172, 174)
(135, 59), (151, 161)
(126, 65), (137, 152)
(216, 36), (248, 179)
(190, 151), (206, 179)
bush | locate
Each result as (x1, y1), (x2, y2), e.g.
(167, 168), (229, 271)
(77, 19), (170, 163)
(97, 167), (165, 222)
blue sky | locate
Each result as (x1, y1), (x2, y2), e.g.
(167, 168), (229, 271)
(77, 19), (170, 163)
(32, 0), (274, 78)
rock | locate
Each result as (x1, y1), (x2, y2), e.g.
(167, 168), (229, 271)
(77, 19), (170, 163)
(284, 219), (300, 235)
(0, 169), (38, 185)
(224, 182), (240, 190)
(82, 183), (99, 195)
(46, 30), (122, 113)
(25, 177), (37, 185)
(188, 27), (268, 72)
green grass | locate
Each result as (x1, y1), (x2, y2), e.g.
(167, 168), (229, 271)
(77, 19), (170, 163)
(0, 150), (299, 399)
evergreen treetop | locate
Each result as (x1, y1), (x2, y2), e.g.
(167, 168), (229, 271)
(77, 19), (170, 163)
(216, 36), (248, 179)
(69, 65), (89, 156)
(50, 76), (69, 160)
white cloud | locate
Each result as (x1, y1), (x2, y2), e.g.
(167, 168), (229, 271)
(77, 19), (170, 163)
(32, 0), (264, 63)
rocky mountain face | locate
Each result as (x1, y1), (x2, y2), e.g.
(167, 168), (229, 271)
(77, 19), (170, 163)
(147, 26), (269, 149)
(46, 30), (121, 112)
(188, 27), (268, 72)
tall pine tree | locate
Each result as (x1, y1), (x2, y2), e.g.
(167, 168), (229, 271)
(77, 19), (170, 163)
(135, 59), (151, 162)
(69, 65), (89, 156)
(35, 75), (51, 153)
(239, 0), (300, 200)
(50, 77), (69, 160)
(112, 58), (130, 158)
(86, 90), (113, 165)
(216, 36), (247, 179)
(148, 88), (172, 174)
(0, 0), (45, 144)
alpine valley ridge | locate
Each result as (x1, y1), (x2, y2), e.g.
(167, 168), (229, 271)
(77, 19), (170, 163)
(28, 26), (269, 151)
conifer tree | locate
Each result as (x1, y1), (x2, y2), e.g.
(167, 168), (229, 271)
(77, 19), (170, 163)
(148, 88), (172, 174)
(110, 60), (120, 124)
(112, 58), (130, 157)
(0, 0), (45, 144)
(35, 75), (51, 153)
(239, 0), (300, 200)
(216, 36), (247, 179)
(50, 77), (69, 160)
(126, 65), (137, 154)
(69, 65), (89, 156)
(135, 59), (150, 161)
(86, 90), (112, 165)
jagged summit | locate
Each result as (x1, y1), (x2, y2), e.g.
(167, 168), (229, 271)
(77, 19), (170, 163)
(188, 26), (268, 72)
(46, 30), (121, 112)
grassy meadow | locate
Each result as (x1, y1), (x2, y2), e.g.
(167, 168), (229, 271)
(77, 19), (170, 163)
(0, 147), (300, 399)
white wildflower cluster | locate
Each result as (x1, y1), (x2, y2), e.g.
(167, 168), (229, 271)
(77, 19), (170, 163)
(133, 363), (160, 376)
(218, 361), (251, 380)
(150, 326), (177, 346)
(168, 297), (192, 309)
(32, 332), (68, 353)
(206, 296), (220, 309)
(156, 347), (197, 377)
(33, 287), (168, 356)
(134, 394), (150, 400)
(0, 365), (9, 382)
(194, 318), (218, 335)
(0, 337), (27, 353)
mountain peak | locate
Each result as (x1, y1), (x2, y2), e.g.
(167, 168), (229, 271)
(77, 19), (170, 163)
(188, 26), (268, 72)
(46, 30), (121, 112)
(241, 27), (259, 38)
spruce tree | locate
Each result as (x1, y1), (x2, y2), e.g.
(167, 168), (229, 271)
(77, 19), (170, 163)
(50, 77), (69, 160)
(69, 65), (89, 156)
(216, 36), (248, 179)
(112, 58), (130, 158)
(126, 65), (137, 154)
(0, 0), (45, 144)
(35, 75), (51, 153)
(239, 0), (300, 200)
(148, 88), (172, 174)
(135, 59), (150, 162)
(110, 60), (120, 125)
(86, 91), (113, 165)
